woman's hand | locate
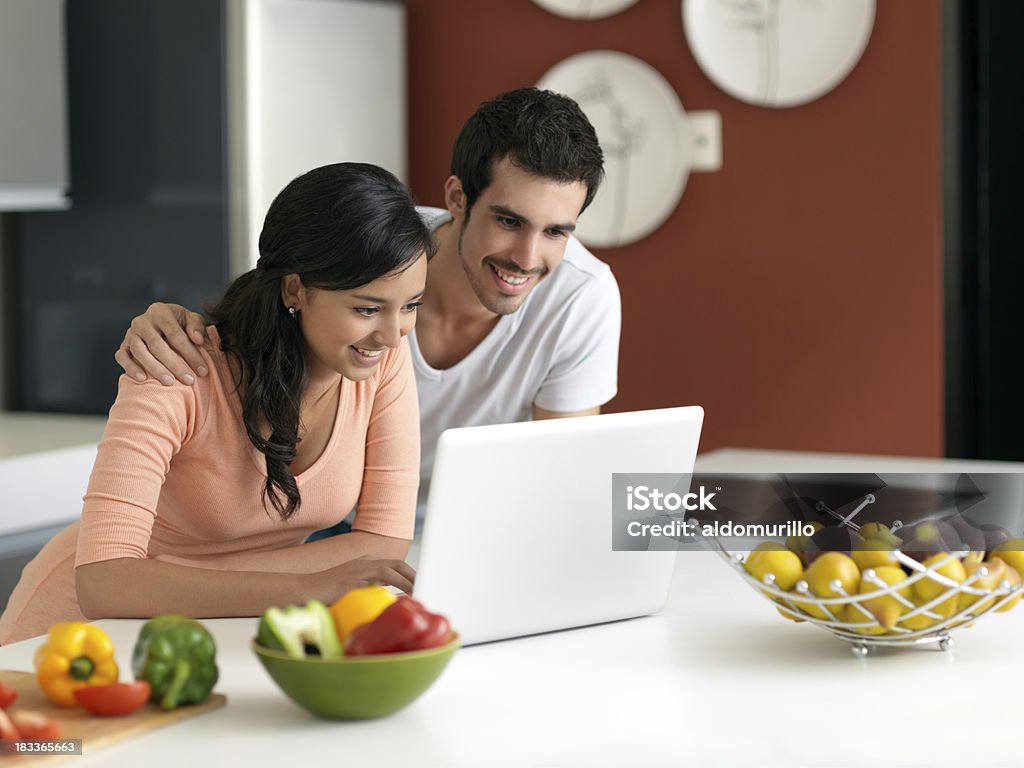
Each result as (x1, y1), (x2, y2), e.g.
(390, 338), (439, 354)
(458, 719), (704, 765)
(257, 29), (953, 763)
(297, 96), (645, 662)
(317, 557), (416, 603)
(115, 302), (208, 385)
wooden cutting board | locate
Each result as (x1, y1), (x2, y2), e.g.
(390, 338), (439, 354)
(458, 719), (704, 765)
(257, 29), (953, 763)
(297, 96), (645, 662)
(0, 670), (226, 764)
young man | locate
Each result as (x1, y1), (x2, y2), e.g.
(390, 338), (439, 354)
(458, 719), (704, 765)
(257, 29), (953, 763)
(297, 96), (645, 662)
(115, 88), (621, 518)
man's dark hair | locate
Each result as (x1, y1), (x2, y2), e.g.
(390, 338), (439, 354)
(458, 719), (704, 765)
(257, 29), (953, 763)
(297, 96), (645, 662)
(451, 87), (604, 215)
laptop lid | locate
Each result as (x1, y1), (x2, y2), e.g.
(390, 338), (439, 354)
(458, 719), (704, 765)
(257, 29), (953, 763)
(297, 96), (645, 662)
(413, 406), (704, 645)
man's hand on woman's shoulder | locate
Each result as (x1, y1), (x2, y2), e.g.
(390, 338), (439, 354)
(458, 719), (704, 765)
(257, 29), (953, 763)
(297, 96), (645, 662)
(115, 302), (209, 385)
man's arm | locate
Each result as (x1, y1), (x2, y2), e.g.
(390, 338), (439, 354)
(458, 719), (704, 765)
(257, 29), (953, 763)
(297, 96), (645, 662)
(532, 405), (600, 420)
(115, 302), (210, 385)
(532, 264), (621, 416)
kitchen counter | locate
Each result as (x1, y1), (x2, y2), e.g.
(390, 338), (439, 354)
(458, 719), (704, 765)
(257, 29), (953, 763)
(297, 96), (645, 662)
(0, 549), (1022, 767)
(0, 412), (105, 540)
(0, 449), (1022, 766)
(0, 412), (106, 608)
(0, 411), (105, 460)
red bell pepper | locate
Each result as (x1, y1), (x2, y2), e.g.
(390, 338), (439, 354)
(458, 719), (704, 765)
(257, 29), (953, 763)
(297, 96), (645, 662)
(345, 597), (452, 655)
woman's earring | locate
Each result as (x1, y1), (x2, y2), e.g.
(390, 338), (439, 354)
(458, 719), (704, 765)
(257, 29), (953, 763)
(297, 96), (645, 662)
(288, 306), (298, 318)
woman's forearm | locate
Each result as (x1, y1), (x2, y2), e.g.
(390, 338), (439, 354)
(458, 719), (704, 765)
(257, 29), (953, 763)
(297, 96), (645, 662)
(75, 532), (415, 620)
(261, 530), (411, 570)
(75, 558), (310, 619)
(155, 530), (410, 574)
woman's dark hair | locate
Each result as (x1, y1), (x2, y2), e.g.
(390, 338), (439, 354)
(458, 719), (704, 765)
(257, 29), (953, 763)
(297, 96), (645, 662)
(450, 87), (605, 216)
(207, 162), (433, 521)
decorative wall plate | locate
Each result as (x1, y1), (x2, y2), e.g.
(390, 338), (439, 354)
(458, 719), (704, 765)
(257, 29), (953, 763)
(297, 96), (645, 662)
(683, 0), (875, 107)
(532, 0), (640, 20)
(537, 51), (692, 248)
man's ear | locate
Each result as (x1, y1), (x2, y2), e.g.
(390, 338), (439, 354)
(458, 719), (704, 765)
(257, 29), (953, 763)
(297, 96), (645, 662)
(280, 274), (306, 312)
(444, 175), (467, 222)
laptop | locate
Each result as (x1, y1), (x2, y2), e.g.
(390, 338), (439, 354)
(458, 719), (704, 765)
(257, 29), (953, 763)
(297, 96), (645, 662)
(412, 406), (704, 645)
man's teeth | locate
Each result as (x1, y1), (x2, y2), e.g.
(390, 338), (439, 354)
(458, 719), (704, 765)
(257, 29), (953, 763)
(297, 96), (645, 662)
(493, 266), (529, 285)
(355, 347), (383, 358)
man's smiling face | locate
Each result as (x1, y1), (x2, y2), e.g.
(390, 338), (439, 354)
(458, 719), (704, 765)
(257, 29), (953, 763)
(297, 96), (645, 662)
(450, 157), (588, 316)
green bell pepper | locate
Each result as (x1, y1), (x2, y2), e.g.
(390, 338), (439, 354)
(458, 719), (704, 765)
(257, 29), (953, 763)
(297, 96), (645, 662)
(131, 615), (219, 710)
(256, 600), (343, 660)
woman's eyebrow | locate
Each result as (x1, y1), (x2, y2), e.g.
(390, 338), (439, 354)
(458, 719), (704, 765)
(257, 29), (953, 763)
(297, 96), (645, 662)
(351, 289), (426, 303)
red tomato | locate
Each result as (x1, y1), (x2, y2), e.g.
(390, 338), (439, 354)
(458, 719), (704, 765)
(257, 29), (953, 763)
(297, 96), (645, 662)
(9, 710), (59, 740)
(0, 681), (16, 709)
(73, 681), (151, 717)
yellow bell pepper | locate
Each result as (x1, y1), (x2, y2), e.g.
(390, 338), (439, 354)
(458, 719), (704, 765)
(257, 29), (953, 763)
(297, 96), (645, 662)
(34, 622), (119, 707)
(330, 585), (396, 643)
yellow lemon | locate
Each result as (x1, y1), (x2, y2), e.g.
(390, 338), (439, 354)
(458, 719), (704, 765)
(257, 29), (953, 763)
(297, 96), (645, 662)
(745, 544), (804, 592)
(842, 603), (889, 635)
(785, 591), (830, 621)
(991, 539), (1024, 574)
(804, 552), (860, 596)
(857, 566), (912, 629)
(859, 522), (903, 548)
(852, 538), (901, 571)
(959, 559), (1007, 614)
(802, 552), (860, 621)
(842, 591), (888, 635)
(913, 553), (966, 603)
(992, 558), (1022, 613)
(898, 606), (943, 632)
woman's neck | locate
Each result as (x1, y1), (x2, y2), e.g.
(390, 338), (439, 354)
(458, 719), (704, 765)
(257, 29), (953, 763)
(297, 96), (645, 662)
(300, 371), (342, 413)
(223, 342), (340, 440)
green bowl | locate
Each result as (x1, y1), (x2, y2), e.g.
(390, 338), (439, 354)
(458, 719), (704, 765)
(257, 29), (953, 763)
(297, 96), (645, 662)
(251, 634), (460, 720)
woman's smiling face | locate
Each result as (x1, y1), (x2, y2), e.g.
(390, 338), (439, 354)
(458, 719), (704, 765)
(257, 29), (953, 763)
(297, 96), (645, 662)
(284, 252), (428, 383)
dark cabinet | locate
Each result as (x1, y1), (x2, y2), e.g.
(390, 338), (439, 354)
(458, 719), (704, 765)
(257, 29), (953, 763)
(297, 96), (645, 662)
(15, 0), (229, 414)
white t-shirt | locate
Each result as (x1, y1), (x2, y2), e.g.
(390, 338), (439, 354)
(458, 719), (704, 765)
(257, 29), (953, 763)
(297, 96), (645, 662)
(412, 207), (621, 517)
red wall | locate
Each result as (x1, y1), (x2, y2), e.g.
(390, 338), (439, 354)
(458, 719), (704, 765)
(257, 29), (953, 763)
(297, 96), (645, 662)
(406, 0), (943, 457)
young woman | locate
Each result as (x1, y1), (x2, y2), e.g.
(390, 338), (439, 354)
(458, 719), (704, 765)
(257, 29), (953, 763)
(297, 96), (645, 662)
(0, 163), (429, 644)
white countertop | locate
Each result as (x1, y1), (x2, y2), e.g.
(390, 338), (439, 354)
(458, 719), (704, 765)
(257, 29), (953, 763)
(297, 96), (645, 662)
(1, 448), (1022, 766)
(0, 550), (1022, 768)
(0, 412), (105, 460)
(0, 412), (105, 538)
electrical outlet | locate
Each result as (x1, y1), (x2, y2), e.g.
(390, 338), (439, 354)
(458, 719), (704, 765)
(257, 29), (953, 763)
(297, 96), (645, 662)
(689, 110), (722, 172)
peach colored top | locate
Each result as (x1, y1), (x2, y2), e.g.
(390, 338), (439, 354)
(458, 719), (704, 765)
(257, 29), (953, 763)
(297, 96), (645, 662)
(0, 327), (419, 644)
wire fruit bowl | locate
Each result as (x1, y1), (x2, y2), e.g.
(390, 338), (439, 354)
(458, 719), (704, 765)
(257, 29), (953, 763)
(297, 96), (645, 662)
(706, 485), (1024, 658)
(721, 542), (1022, 657)
(685, 474), (1024, 656)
